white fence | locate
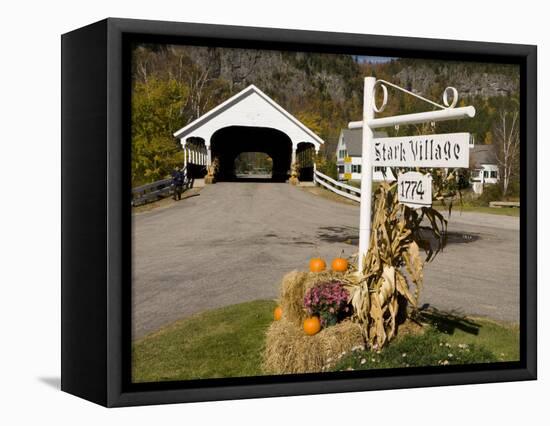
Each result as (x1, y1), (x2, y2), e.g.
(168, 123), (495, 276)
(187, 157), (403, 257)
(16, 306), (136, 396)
(183, 145), (207, 168)
(313, 164), (361, 202)
(132, 165), (193, 206)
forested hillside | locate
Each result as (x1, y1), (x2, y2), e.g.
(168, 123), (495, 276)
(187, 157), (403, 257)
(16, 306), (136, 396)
(131, 44), (520, 187)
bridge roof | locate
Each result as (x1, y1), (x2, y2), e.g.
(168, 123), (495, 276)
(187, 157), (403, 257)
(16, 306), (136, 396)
(173, 85), (324, 148)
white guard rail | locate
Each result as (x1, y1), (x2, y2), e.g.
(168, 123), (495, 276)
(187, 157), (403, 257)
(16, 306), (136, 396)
(313, 164), (361, 202)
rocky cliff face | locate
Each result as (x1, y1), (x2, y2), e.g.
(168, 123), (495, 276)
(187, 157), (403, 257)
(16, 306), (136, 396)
(392, 62), (519, 99)
(159, 45), (519, 108)
(184, 46), (357, 107)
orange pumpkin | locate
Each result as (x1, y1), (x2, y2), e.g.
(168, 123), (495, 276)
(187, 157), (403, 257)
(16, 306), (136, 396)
(303, 316), (321, 336)
(309, 257), (326, 273)
(331, 257), (348, 272)
(274, 306), (283, 321)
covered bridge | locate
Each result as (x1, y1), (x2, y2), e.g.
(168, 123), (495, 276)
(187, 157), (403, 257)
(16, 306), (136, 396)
(173, 85), (324, 181)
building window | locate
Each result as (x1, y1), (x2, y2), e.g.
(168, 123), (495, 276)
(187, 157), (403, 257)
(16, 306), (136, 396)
(352, 164), (362, 173)
(337, 165), (345, 174)
(374, 166), (384, 172)
(338, 149), (347, 159)
(484, 171), (489, 178)
(490, 171), (498, 179)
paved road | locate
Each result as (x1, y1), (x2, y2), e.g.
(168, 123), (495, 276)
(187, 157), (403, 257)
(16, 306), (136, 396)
(132, 182), (519, 339)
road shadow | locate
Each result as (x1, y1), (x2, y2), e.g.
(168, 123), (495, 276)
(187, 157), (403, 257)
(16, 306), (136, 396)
(264, 232), (315, 246)
(317, 226), (479, 248)
(418, 227), (481, 247)
(317, 225), (358, 245)
(442, 231), (481, 245)
(415, 305), (481, 336)
(181, 193), (200, 201)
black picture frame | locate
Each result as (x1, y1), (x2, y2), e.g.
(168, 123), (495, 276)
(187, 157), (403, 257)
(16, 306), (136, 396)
(61, 17), (537, 407)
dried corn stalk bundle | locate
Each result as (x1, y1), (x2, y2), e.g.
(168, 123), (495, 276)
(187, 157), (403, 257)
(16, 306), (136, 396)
(345, 180), (447, 349)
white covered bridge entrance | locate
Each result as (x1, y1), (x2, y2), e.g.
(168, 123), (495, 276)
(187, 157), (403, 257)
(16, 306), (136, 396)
(173, 85), (324, 182)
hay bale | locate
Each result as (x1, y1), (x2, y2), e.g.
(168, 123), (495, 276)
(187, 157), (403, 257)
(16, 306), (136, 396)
(279, 271), (308, 326)
(263, 318), (364, 374)
(279, 270), (345, 326)
(268, 270), (363, 374)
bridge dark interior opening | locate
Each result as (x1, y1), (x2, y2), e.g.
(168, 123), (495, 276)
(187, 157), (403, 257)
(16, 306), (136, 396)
(211, 126), (292, 182)
(234, 152), (273, 180)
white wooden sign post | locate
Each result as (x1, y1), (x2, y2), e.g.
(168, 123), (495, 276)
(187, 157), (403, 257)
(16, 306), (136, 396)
(350, 77), (476, 272)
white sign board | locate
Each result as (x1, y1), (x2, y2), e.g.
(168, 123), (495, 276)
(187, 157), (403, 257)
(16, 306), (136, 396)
(373, 132), (470, 168)
(397, 171), (432, 208)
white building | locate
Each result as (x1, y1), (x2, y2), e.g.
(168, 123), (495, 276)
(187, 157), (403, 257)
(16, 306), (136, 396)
(335, 128), (394, 182)
(469, 145), (500, 193)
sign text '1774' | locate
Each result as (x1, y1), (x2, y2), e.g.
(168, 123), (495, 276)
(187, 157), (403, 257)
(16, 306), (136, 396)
(397, 171), (433, 208)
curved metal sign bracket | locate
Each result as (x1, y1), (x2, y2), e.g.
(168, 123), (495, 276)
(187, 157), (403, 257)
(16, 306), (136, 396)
(372, 79), (459, 113)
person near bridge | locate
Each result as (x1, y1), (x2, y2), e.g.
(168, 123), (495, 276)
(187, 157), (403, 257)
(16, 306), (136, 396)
(171, 167), (185, 201)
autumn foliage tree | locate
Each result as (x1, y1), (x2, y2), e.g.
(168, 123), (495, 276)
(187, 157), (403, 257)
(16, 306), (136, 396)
(131, 77), (190, 186)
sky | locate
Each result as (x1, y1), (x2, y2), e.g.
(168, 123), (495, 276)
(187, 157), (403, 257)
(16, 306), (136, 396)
(354, 55), (396, 63)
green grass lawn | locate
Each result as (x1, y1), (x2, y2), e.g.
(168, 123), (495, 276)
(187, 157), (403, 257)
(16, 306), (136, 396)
(332, 311), (519, 371)
(132, 300), (276, 383)
(435, 204), (520, 217)
(420, 309), (520, 361)
(332, 329), (497, 370)
(132, 300), (519, 382)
